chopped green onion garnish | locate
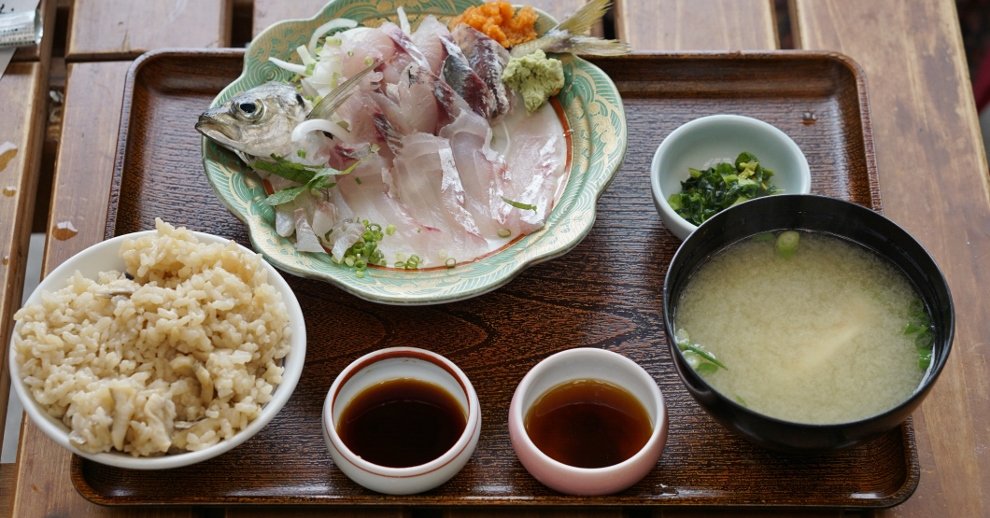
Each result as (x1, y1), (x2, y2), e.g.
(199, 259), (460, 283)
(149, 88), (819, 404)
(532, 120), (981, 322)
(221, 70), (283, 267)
(775, 230), (800, 259)
(674, 329), (727, 372)
(338, 220), (386, 277)
(501, 197), (537, 212)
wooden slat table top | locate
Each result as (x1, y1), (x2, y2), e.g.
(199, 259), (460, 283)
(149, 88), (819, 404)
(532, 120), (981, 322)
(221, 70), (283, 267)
(66, 0), (232, 61)
(615, 0), (778, 51)
(790, 1), (990, 516)
(5, 0), (987, 516)
(0, 61), (46, 461)
(9, 59), (196, 518)
(252, 0), (594, 38)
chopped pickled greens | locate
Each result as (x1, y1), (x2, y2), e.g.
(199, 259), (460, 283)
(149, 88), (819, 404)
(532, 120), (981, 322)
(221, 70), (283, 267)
(667, 151), (780, 226)
(904, 298), (935, 371)
(674, 329), (726, 375)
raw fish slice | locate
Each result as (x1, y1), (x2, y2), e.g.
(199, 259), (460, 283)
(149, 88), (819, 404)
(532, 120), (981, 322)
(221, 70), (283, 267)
(307, 177), (392, 262)
(439, 110), (508, 238)
(410, 16), (450, 75)
(430, 66), (470, 128)
(325, 141), (392, 171)
(372, 64), (441, 137)
(452, 25), (510, 118)
(338, 27), (398, 72)
(302, 27), (393, 99)
(373, 113), (404, 156)
(499, 133), (565, 234)
(308, 60), (381, 121)
(381, 22), (431, 69)
(484, 96), (568, 235)
(334, 90), (385, 147)
(336, 168), (448, 264)
(391, 133), (489, 261)
(379, 22), (431, 85)
(439, 35), (496, 119)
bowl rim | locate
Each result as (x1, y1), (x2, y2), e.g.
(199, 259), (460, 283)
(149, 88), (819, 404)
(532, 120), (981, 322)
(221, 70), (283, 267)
(650, 114), (812, 241)
(322, 346), (481, 480)
(8, 229), (307, 470)
(508, 347), (667, 478)
(661, 193), (954, 434)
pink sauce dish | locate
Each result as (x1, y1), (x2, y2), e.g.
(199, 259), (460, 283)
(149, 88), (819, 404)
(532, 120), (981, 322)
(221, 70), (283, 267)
(508, 348), (668, 496)
(322, 347), (481, 495)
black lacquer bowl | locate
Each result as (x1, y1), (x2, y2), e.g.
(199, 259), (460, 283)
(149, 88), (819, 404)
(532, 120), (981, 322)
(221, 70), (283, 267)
(662, 194), (954, 453)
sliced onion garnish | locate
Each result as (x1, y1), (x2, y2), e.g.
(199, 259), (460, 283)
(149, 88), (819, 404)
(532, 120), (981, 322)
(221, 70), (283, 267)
(309, 18), (358, 53)
(268, 56), (306, 75)
(292, 118), (348, 143)
(296, 44), (315, 67)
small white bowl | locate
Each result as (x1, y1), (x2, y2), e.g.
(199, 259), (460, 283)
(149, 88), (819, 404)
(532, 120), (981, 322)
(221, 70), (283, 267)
(650, 114), (811, 240)
(8, 229), (306, 470)
(323, 347), (481, 495)
(508, 348), (667, 495)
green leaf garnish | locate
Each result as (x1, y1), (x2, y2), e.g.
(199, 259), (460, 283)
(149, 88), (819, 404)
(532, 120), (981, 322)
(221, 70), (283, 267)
(264, 185), (307, 206)
(260, 157), (358, 206)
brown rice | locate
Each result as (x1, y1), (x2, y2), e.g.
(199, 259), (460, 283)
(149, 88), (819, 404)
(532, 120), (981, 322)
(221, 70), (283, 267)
(12, 219), (291, 456)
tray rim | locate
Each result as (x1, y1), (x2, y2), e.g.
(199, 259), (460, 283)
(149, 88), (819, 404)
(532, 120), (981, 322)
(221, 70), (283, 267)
(79, 48), (916, 509)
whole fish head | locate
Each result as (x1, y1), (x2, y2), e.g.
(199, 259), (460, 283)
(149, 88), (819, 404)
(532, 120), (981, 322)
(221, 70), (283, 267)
(196, 82), (309, 158)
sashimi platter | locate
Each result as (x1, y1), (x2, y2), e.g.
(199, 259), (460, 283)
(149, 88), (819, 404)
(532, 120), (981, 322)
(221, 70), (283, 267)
(197, 0), (627, 304)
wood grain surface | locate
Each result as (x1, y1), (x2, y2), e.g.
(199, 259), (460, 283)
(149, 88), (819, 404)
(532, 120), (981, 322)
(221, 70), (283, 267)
(252, 0), (595, 37)
(68, 50), (903, 509)
(9, 60), (194, 518)
(614, 0), (778, 51)
(66, 0), (232, 60)
(790, 2), (990, 517)
(4, 0), (988, 516)
(0, 62), (47, 453)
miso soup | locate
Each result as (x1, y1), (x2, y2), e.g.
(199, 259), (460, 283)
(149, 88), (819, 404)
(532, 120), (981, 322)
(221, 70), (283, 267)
(674, 231), (933, 424)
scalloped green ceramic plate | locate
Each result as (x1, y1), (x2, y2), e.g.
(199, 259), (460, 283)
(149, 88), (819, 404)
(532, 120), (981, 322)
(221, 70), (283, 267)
(201, 0), (626, 305)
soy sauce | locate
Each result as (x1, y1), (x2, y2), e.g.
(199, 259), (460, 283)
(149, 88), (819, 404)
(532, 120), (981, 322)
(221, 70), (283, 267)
(338, 378), (466, 468)
(525, 379), (652, 468)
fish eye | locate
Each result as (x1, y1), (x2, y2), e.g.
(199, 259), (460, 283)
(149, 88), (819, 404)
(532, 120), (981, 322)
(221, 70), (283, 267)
(234, 100), (263, 121)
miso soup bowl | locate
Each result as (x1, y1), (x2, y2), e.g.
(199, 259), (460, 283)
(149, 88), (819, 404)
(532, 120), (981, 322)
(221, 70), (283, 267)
(662, 194), (954, 453)
(508, 348), (668, 495)
(322, 347), (481, 495)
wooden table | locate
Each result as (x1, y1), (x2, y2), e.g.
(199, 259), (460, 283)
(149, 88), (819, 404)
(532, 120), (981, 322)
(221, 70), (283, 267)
(1, 0), (987, 516)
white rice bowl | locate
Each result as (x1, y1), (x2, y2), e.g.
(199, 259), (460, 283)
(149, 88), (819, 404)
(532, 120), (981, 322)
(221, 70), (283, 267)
(8, 220), (306, 470)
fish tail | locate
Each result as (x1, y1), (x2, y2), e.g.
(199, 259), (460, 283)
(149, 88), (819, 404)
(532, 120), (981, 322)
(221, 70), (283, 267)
(308, 59), (381, 120)
(510, 0), (628, 58)
(556, 0), (611, 35)
(549, 35), (630, 56)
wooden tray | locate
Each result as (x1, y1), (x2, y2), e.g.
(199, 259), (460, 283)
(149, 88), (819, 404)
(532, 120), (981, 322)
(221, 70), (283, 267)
(72, 49), (917, 508)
